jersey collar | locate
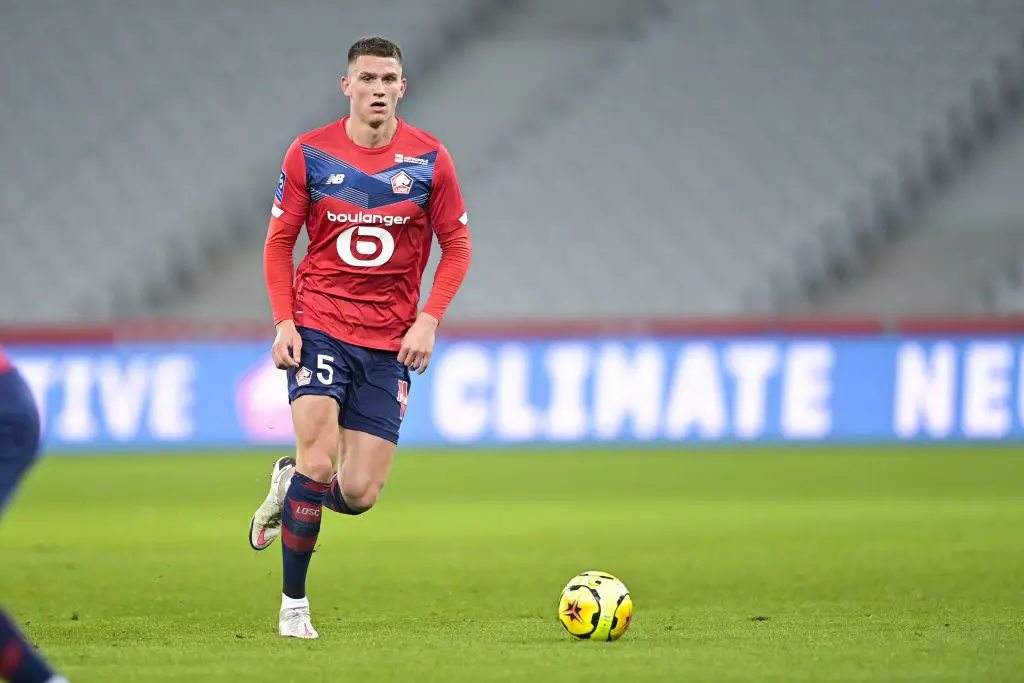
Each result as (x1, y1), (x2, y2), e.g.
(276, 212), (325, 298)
(338, 116), (404, 155)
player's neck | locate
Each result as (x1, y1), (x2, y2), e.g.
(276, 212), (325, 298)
(345, 115), (399, 149)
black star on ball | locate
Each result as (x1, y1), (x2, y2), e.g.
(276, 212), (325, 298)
(563, 599), (583, 624)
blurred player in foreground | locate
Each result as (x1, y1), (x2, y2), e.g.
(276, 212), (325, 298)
(247, 36), (472, 638)
(0, 346), (70, 683)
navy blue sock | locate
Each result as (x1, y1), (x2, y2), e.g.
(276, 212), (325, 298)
(323, 474), (367, 516)
(0, 610), (55, 683)
(281, 473), (328, 600)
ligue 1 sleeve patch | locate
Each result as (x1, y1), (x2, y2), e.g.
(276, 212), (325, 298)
(275, 170), (286, 203)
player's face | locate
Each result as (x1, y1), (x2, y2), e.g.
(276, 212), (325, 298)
(342, 56), (406, 126)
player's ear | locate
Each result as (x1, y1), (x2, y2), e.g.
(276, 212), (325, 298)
(340, 74), (352, 97)
(399, 78), (407, 98)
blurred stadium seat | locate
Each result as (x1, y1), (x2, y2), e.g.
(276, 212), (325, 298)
(2, 0), (1023, 323)
(0, 0), (492, 323)
(422, 0), (1024, 320)
(816, 120), (1024, 315)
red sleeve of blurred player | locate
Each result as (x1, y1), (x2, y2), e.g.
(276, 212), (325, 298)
(264, 139), (308, 326)
(422, 144), (471, 322)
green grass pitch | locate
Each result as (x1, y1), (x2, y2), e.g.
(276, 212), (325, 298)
(1, 446), (1022, 682)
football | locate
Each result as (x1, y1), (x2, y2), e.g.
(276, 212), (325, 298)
(557, 570), (633, 641)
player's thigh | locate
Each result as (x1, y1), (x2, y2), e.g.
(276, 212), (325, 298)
(289, 396), (341, 480)
(337, 344), (410, 504)
(287, 327), (352, 481)
(338, 428), (396, 507)
(339, 344), (410, 451)
(0, 370), (41, 517)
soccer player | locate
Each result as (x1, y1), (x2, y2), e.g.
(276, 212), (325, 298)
(247, 36), (472, 638)
(0, 346), (70, 683)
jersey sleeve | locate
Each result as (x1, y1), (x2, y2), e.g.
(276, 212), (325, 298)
(271, 138), (309, 227)
(422, 144), (471, 322)
(264, 217), (302, 326)
(421, 224), (471, 323)
(428, 144), (468, 236)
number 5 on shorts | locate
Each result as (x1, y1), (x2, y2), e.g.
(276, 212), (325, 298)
(317, 354), (334, 384)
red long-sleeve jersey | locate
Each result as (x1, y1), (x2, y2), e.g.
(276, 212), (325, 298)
(264, 117), (471, 352)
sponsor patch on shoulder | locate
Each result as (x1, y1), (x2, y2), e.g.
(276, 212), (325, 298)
(394, 153), (429, 166)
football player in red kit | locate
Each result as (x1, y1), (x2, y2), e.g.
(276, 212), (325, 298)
(248, 36), (472, 638)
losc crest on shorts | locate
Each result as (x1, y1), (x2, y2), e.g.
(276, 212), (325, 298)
(287, 327), (411, 444)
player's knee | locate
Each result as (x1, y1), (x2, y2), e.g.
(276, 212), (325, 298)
(299, 455), (334, 484)
(340, 478), (383, 512)
(294, 429), (338, 483)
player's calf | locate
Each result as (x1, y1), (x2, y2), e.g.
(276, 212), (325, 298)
(275, 394), (339, 640)
(323, 428), (396, 516)
(324, 473), (379, 515)
(0, 611), (69, 683)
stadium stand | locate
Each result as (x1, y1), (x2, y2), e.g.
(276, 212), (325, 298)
(988, 262), (1024, 313)
(167, 0), (1024, 323)
(2, 0), (1024, 323)
(815, 119), (1024, 316)
(0, 0), (497, 323)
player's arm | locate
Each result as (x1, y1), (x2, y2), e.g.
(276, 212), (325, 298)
(398, 144), (472, 374)
(264, 138), (310, 370)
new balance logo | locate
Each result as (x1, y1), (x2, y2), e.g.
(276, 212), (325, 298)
(325, 174), (346, 185)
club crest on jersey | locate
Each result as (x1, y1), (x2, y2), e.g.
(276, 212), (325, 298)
(390, 170), (413, 195)
(397, 380), (409, 419)
(275, 171), (286, 203)
(296, 366), (312, 386)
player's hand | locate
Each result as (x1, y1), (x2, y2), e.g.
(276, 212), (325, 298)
(271, 320), (303, 370)
(398, 312), (438, 375)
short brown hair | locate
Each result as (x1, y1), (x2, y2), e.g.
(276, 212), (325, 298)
(347, 36), (403, 66)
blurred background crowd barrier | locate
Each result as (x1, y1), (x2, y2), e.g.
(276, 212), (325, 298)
(2, 0), (1024, 450)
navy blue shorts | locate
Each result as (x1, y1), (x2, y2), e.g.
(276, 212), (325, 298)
(287, 327), (411, 445)
(0, 369), (41, 517)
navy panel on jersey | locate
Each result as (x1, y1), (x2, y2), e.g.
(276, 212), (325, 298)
(0, 369), (42, 516)
(287, 327), (412, 444)
(302, 145), (435, 209)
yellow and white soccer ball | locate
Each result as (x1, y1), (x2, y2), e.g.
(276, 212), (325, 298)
(557, 570), (633, 641)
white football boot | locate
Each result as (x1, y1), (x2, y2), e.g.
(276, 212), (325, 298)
(248, 456), (296, 551)
(279, 596), (319, 639)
